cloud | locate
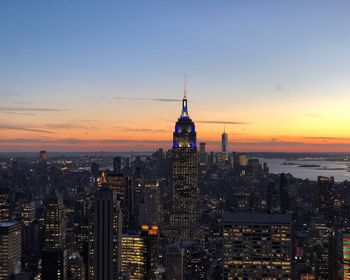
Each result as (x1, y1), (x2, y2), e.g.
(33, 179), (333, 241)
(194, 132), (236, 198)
(0, 124), (54, 134)
(197, 120), (250, 125)
(114, 126), (169, 133)
(115, 96), (181, 102)
(0, 137), (171, 146)
(303, 136), (349, 141)
(3, 111), (37, 116)
(45, 123), (91, 130)
(0, 107), (68, 112)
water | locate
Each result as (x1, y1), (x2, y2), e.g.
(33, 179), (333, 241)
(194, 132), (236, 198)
(260, 158), (350, 182)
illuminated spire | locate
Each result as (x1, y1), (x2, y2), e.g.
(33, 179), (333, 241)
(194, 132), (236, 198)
(184, 74), (187, 99)
(181, 76), (189, 118)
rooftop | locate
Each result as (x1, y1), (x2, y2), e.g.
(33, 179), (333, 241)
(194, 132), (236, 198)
(0, 221), (19, 228)
(223, 211), (291, 225)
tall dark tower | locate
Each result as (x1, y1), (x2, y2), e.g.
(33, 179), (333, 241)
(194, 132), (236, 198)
(42, 191), (67, 280)
(221, 126), (228, 152)
(170, 86), (198, 241)
(280, 173), (290, 212)
(93, 185), (122, 280)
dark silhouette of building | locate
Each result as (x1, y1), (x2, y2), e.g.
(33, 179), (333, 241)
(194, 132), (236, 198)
(317, 176), (336, 219)
(221, 128), (228, 152)
(91, 163), (100, 179)
(113, 156), (122, 174)
(41, 249), (67, 280)
(93, 185), (121, 280)
(280, 173), (290, 212)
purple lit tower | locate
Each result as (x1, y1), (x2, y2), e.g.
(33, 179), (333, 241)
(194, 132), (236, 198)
(170, 87), (198, 241)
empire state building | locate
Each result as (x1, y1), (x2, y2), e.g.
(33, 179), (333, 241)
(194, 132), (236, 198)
(170, 89), (198, 241)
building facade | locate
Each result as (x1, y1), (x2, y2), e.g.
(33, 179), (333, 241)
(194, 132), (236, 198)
(223, 212), (292, 279)
(0, 222), (21, 280)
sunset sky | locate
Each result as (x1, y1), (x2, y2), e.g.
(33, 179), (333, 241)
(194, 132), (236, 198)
(1, 1), (350, 152)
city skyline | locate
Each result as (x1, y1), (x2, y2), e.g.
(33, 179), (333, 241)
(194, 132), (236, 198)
(1, 1), (350, 152)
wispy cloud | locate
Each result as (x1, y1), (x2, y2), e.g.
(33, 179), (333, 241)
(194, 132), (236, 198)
(303, 136), (349, 141)
(115, 96), (181, 102)
(45, 123), (91, 130)
(3, 111), (37, 116)
(0, 107), (68, 112)
(197, 120), (250, 125)
(0, 138), (170, 145)
(0, 124), (54, 134)
(114, 126), (169, 133)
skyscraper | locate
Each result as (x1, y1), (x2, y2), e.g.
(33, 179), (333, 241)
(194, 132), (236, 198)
(334, 228), (350, 280)
(39, 150), (47, 161)
(305, 217), (331, 279)
(41, 250), (67, 280)
(198, 143), (207, 169)
(221, 127), (228, 152)
(0, 188), (10, 222)
(170, 89), (198, 241)
(199, 142), (206, 153)
(42, 191), (67, 280)
(139, 180), (160, 226)
(166, 245), (184, 280)
(222, 211), (292, 279)
(107, 173), (125, 201)
(121, 234), (146, 280)
(280, 173), (290, 212)
(113, 156), (122, 174)
(0, 222), (21, 280)
(43, 192), (66, 249)
(317, 176), (336, 218)
(93, 185), (121, 280)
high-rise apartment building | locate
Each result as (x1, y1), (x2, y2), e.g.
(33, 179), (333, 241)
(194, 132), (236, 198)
(0, 222), (22, 280)
(121, 234), (146, 280)
(222, 211), (292, 279)
(139, 180), (160, 226)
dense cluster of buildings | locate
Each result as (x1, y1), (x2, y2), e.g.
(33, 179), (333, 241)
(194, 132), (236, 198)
(1, 93), (350, 279)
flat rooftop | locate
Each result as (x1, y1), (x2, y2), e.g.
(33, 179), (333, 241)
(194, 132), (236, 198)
(0, 221), (19, 228)
(223, 211), (291, 225)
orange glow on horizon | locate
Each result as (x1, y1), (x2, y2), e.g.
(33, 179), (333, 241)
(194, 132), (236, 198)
(1, 93), (350, 152)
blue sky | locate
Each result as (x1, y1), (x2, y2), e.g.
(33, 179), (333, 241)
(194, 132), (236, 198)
(1, 1), (350, 152)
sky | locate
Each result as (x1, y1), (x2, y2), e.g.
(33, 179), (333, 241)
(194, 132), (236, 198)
(1, 0), (350, 152)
